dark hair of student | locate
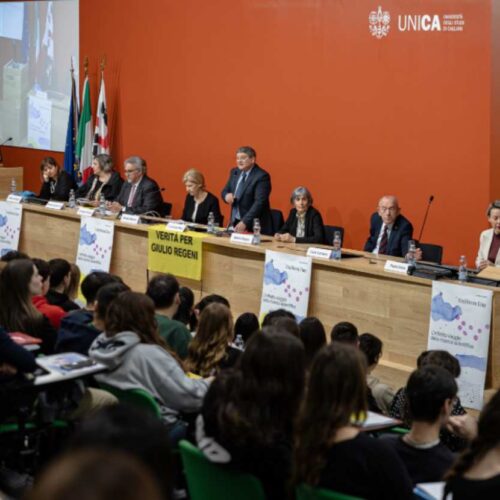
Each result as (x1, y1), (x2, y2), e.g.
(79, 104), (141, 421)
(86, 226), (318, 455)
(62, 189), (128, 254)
(67, 404), (173, 500)
(25, 448), (163, 500)
(0, 259), (44, 333)
(81, 272), (123, 304)
(445, 390), (500, 486)
(330, 321), (359, 345)
(195, 294), (230, 314)
(417, 350), (461, 378)
(406, 366), (457, 423)
(32, 257), (50, 283)
(95, 283), (131, 323)
(234, 312), (260, 345)
(359, 332), (383, 366)
(146, 274), (179, 309)
(262, 308), (295, 327)
(205, 328), (305, 448)
(294, 343), (368, 486)
(299, 317), (326, 367)
(0, 250), (29, 262)
(185, 303), (233, 377)
(173, 286), (195, 328)
(48, 258), (71, 288)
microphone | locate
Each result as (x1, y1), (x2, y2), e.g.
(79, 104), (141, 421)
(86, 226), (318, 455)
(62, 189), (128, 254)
(417, 195), (434, 242)
(0, 137), (13, 166)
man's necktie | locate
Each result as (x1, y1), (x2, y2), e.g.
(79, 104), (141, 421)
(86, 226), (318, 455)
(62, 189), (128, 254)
(378, 225), (388, 255)
(127, 184), (138, 207)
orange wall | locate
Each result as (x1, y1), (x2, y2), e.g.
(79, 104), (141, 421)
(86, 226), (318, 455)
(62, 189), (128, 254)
(3, 0), (494, 264)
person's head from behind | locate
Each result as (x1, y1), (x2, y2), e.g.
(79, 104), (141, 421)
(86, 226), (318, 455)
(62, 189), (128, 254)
(330, 321), (359, 346)
(187, 303), (233, 376)
(67, 263), (81, 300)
(417, 350), (461, 379)
(81, 271), (123, 309)
(40, 156), (60, 180)
(294, 343), (367, 485)
(67, 404), (172, 499)
(173, 286), (195, 328)
(32, 258), (51, 296)
(359, 332), (383, 373)
(48, 258), (72, 292)
(406, 366), (457, 425)
(146, 274), (180, 313)
(234, 312), (259, 345)
(94, 282), (131, 331)
(104, 291), (164, 347)
(25, 448), (163, 500)
(262, 308), (295, 328)
(299, 317), (326, 368)
(0, 250), (29, 262)
(193, 294), (230, 329)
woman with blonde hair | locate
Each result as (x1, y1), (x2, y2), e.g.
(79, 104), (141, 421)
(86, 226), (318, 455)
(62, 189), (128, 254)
(185, 302), (239, 377)
(181, 168), (222, 225)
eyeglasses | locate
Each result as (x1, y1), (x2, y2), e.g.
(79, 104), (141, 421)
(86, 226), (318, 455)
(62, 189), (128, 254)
(379, 206), (397, 213)
(125, 168), (139, 175)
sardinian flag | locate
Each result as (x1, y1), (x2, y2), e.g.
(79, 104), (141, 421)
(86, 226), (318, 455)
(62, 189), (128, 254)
(93, 74), (109, 155)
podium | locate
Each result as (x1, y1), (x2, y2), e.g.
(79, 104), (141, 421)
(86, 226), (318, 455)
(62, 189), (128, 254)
(0, 166), (23, 198)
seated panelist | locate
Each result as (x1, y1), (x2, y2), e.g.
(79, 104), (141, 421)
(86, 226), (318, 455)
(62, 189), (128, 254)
(476, 200), (500, 270)
(75, 154), (123, 203)
(181, 168), (222, 225)
(364, 195), (420, 259)
(274, 187), (325, 244)
(109, 156), (163, 215)
(39, 157), (76, 202)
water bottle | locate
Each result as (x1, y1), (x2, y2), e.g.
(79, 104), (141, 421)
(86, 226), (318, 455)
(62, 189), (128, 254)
(207, 211), (215, 233)
(253, 218), (261, 245)
(331, 231), (342, 260)
(458, 255), (468, 282)
(234, 334), (245, 350)
(99, 193), (107, 216)
(10, 178), (16, 193)
(68, 189), (76, 208)
(406, 240), (416, 267)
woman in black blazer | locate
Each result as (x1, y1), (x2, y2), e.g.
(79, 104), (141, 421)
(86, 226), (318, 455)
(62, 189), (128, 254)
(39, 157), (76, 201)
(181, 168), (222, 225)
(275, 187), (325, 244)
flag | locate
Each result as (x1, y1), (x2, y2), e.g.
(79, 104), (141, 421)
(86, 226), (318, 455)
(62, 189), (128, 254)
(63, 66), (80, 181)
(93, 73), (109, 155)
(75, 76), (93, 180)
(38, 1), (54, 90)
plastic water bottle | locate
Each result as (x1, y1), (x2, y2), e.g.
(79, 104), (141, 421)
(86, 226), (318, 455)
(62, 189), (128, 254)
(406, 240), (416, 267)
(10, 178), (16, 193)
(99, 193), (107, 216)
(253, 218), (261, 245)
(458, 255), (468, 282)
(331, 231), (342, 260)
(207, 211), (215, 233)
(234, 334), (245, 350)
(68, 189), (76, 208)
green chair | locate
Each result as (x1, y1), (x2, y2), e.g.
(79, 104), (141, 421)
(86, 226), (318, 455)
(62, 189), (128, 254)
(99, 384), (162, 418)
(297, 483), (365, 500)
(179, 439), (266, 500)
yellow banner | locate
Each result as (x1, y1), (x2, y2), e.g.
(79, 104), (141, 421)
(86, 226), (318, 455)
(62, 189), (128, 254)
(148, 225), (207, 280)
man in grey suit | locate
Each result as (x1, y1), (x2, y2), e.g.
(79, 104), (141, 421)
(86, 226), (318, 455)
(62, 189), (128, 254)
(221, 146), (273, 235)
(109, 156), (163, 215)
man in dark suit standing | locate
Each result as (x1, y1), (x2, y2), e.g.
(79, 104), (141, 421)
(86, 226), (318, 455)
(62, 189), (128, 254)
(109, 156), (163, 215)
(221, 146), (273, 235)
(364, 195), (417, 258)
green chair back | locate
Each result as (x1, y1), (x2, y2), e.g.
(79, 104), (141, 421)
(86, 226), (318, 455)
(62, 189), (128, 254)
(99, 384), (162, 418)
(179, 439), (266, 500)
(297, 483), (365, 500)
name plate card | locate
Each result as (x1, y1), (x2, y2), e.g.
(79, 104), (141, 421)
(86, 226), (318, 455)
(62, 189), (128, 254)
(384, 260), (409, 274)
(6, 194), (22, 204)
(307, 247), (333, 259)
(77, 207), (96, 217)
(120, 213), (140, 225)
(46, 201), (65, 210)
(166, 221), (187, 232)
(230, 233), (254, 245)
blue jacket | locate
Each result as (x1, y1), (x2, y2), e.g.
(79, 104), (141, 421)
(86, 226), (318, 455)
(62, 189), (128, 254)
(55, 310), (101, 355)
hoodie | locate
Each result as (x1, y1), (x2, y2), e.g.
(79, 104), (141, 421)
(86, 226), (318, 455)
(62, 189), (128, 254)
(89, 331), (209, 425)
(55, 309), (100, 355)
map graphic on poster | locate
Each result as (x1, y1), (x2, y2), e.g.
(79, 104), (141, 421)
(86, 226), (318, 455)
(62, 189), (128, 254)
(0, 201), (22, 257)
(428, 282), (492, 410)
(259, 250), (312, 322)
(76, 217), (114, 275)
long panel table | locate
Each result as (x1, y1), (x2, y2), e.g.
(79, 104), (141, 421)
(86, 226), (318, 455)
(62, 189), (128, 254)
(17, 204), (500, 393)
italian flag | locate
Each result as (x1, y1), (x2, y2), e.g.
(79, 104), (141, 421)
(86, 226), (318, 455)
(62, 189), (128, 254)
(75, 76), (93, 180)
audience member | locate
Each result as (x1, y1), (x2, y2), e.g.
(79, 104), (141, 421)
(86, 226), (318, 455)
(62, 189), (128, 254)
(67, 263), (82, 306)
(192, 294), (231, 331)
(146, 274), (192, 359)
(186, 303), (239, 376)
(330, 321), (359, 346)
(293, 343), (413, 499)
(198, 328), (305, 500)
(0, 250), (29, 262)
(0, 326), (37, 378)
(46, 259), (80, 312)
(234, 312), (259, 346)
(382, 366), (457, 484)
(173, 286), (195, 331)
(93, 282), (130, 331)
(262, 308), (295, 327)
(298, 317), (326, 369)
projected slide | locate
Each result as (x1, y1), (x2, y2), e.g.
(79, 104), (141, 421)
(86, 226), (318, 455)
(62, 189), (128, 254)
(0, 1), (78, 152)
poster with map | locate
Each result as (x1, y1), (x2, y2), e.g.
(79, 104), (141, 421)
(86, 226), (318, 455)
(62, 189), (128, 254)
(0, 201), (22, 257)
(427, 282), (492, 410)
(76, 216), (114, 275)
(259, 250), (312, 322)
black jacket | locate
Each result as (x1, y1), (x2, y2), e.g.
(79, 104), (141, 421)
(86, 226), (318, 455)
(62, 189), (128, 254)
(55, 309), (101, 355)
(364, 213), (413, 257)
(116, 175), (163, 215)
(278, 206), (325, 244)
(75, 171), (124, 201)
(39, 170), (76, 201)
(182, 192), (222, 225)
